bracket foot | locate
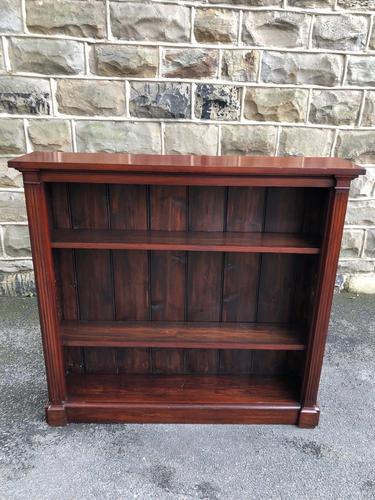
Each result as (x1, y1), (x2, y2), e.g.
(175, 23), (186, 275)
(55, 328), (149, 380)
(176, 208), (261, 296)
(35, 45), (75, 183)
(298, 406), (320, 428)
(45, 403), (68, 426)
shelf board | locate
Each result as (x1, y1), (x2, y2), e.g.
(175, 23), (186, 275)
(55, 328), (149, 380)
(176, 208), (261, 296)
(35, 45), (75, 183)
(60, 321), (306, 350)
(66, 373), (300, 406)
(51, 229), (320, 254)
(64, 374), (301, 424)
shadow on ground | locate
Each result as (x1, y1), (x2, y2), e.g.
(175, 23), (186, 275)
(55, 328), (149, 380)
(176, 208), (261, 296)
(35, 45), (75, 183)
(0, 294), (374, 500)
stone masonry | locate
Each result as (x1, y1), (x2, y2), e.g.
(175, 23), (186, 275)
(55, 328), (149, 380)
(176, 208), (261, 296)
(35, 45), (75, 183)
(0, 0), (375, 295)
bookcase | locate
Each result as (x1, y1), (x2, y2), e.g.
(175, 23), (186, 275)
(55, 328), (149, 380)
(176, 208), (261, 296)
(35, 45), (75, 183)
(10, 152), (364, 427)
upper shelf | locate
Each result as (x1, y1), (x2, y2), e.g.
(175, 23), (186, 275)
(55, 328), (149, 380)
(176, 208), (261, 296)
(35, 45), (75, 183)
(51, 229), (320, 254)
(9, 152), (365, 177)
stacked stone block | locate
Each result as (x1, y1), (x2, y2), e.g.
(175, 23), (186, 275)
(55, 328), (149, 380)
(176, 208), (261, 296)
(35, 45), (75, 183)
(0, 0), (375, 294)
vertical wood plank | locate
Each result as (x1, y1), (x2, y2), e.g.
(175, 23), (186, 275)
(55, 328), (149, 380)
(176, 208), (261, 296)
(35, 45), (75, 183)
(294, 189), (329, 328)
(69, 183), (117, 374)
(109, 187), (149, 321)
(220, 187), (266, 374)
(252, 351), (289, 375)
(57, 250), (83, 374)
(187, 251), (223, 321)
(223, 187), (265, 322)
(292, 255), (318, 329)
(80, 348), (117, 374)
(257, 254), (298, 324)
(69, 184), (109, 230)
(222, 254), (260, 322)
(186, 187), (225, 374)
(263, 187), (306, 233)
(257, 188), (305, 323)
(302, 188), (329, 238)
(50, 184), (77, 320)
(219, 350), (253, 375)
(226, 187), (266, 233)
(50, 183), (82, 374)
(110, 184), (148, 230)
(109, 184), (151, 373)
(151, 251), (186, 321)
(256, 187), (305, 375)
(116, 348), (151, 374)
(112, 251), (149, 321)
(74, 249), (116, 373)
(151, 185), (187, 232)
(150, 186), (187, 374)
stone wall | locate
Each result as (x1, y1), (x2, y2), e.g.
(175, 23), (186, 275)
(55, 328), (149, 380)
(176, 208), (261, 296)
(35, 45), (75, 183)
(1, 0), (375, 295)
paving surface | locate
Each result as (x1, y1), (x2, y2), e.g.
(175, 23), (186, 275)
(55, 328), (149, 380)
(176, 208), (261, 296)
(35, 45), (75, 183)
(0, 294), (374, 500)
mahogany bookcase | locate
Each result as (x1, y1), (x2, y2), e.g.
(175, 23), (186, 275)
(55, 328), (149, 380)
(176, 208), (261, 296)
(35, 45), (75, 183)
(10, 152), (364, 427)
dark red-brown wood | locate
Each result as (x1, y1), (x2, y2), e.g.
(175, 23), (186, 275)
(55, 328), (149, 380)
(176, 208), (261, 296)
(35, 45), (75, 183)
(51, 229), (320, 254)
(23, 172), (67, 424)
(60, 321), (306, 350)
(13, 153), (364, 427)
(65, 373), (300, 424)
(10, 151), (364, 176)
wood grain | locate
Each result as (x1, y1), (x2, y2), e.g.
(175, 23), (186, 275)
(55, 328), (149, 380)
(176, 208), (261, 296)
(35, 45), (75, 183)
(69, 184), (117, 374)
(109, 185), (150, 374)
(60, 321), (306, 350)
(23, 176), (66, 405)
(49, 183), (82, 374)
(10, 151), (364, 177)
(66, 373), (300, 405)
(186, 187), (225, 374)
(14, 152), (363, 427)
(51, 229), (320, 254)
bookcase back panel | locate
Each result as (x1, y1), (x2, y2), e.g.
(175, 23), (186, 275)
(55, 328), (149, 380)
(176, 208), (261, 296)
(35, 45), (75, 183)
(49, 183), (328, 236)
(55, 247), (310, 376)
(65, 347), (302, 376)
(50, 182), (325, 377)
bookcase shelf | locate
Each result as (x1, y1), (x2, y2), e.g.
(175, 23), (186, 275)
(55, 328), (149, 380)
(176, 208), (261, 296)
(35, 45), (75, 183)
(66, 373), (300, 406)
(60, 321), (306, 350)
(51, 229), (320, 254)
(10, 151), (364, 428)
(64, 373), (301, 424)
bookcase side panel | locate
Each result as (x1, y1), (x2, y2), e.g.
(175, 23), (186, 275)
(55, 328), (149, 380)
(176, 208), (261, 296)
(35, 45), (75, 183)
(300, 181), (351, 426)
(23, 175), (67, 419)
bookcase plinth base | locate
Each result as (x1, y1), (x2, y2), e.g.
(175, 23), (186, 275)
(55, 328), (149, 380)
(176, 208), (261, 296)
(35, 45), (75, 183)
(60, 402), (300, 425)
(298, 406), (320, 428)
(45, 404), (68, 426)
(44, 402), (321, 428)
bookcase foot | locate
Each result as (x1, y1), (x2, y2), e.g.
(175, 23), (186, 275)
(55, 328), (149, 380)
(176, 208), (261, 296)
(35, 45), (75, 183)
(45, 403), (68, 426)
(298, 406), (320, 428)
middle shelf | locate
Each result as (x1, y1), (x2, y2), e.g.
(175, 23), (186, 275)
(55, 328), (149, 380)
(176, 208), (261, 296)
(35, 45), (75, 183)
(51, 229), (320, 254)
(60, 321), (307, 350)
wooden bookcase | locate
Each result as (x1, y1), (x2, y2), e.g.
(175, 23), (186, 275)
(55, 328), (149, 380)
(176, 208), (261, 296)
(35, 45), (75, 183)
(10, 152), (364, 427)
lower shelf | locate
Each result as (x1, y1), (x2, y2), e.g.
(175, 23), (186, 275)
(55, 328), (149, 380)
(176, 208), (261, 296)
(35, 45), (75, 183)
(62, 373), (302, 425)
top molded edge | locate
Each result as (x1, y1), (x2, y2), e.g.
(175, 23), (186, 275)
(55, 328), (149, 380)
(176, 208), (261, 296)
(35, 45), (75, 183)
(8, 152), (365, 178)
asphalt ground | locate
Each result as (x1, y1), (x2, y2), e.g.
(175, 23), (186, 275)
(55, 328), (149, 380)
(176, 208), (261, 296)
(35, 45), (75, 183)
(0, 294), (374, 500)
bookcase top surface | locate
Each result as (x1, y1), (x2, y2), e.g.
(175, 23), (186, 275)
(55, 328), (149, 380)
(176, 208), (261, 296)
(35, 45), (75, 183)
(10, 152), (365, 177)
